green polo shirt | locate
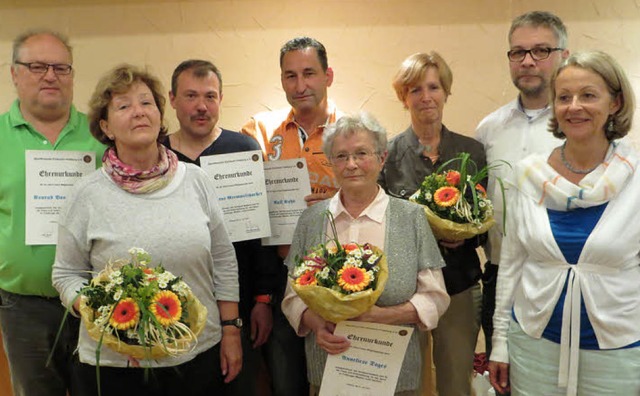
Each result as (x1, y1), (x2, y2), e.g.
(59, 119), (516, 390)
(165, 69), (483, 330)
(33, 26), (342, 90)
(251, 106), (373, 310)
(0, 100), (106, 297)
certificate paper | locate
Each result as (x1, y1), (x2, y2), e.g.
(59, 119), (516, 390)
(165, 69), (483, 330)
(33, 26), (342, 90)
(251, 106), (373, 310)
(25, 150), (96, 245)
(200, 150), (270, 242)
(262, 158), (311, 245)
(320, 321), (414, 396)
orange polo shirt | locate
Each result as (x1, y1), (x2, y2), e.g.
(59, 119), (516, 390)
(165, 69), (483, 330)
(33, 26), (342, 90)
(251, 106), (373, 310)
(241, 104), (342, 196)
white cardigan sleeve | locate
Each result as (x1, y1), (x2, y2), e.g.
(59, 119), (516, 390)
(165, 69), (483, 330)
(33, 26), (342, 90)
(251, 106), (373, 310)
(490, 189), (527, 363)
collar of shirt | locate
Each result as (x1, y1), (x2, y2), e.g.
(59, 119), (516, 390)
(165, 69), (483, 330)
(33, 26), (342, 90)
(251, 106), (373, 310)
(328, 186), (388, 223)
(406, 124), (457, 163)
(9, 99), (79, 144)
(284, 100), (338, 131)
(508, 95), (551, 123)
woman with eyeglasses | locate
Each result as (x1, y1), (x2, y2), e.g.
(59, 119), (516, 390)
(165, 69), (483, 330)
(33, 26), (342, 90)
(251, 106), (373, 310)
(378, 52), (487, 396)
(489, 51), (640, 396)
(281, 112), (450, 396)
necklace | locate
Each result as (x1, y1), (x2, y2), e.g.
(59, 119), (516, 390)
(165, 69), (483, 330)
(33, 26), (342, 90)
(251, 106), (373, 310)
(560, 142), (602, 175)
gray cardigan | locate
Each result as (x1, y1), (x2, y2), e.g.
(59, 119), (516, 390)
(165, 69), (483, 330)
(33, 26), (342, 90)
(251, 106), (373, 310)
(285, 196), (445, 392)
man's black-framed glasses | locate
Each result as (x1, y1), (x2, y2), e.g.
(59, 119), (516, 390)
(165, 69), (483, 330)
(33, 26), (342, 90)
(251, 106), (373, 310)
(14, 61), (73, 75)
(507, 47), (563, 62)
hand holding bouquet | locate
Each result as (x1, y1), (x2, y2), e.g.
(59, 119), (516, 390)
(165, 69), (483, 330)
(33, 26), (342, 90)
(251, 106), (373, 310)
(410, 153), (506, 241)
(290, 211), (388, 323)
(79, 248), (207, 360)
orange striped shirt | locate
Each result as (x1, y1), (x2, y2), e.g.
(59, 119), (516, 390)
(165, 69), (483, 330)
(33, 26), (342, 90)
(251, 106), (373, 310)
(241, 105), (342, 195)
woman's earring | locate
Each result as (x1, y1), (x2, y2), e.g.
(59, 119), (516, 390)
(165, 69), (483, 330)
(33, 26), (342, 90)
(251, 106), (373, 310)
(607, 117), (615, 134)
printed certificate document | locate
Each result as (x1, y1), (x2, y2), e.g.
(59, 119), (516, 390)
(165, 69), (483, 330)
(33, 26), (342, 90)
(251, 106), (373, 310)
(25, 150), (96, 245)
(200, 150), (270, 242)
(262, 158), (311, 245)
(320, 321), (414, 396)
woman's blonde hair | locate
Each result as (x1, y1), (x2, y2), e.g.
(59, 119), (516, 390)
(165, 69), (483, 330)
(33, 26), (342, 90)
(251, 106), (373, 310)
(549, 51), (634, 141)
(392, 51), (452, 104)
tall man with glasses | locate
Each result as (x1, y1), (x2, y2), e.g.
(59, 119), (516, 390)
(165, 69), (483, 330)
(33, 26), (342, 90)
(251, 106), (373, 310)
(0, 30), (105, 396)
(241, 36), (343, 396)
(475, 11), (568, 392)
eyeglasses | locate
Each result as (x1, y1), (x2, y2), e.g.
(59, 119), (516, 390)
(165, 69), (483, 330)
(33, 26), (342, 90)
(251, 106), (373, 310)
(14, 61), (73, 75)
(331, 150), (378, 165)
(507, 47), (563, 62)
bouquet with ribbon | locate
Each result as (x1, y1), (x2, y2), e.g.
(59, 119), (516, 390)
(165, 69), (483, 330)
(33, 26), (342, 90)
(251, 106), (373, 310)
(410, 153), (507, 241)
(290, 211), (388, 323)
(78, 248), (207, 360)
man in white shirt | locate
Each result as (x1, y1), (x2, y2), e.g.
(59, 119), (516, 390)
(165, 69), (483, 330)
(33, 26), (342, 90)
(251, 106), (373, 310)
(475, 10), (569, 361)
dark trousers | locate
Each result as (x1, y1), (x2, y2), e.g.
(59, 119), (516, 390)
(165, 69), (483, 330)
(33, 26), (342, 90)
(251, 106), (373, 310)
(72, 344), (224, 396)
(0, 289), (78, 396)
(482, 262), (510, 396)
(262, 267), (308, 396)
(481, 262), (498, 357)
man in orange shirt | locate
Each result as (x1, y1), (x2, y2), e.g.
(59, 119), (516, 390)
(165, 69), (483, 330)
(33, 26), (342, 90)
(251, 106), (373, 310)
(242, 36), (341, 206)
(241, 36), (342, 396)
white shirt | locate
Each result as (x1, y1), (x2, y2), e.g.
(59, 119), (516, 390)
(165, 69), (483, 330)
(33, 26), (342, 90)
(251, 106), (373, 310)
(475, 98), (563, 263)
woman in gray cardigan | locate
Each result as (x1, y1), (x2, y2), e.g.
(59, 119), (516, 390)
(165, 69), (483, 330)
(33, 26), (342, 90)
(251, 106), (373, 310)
(282, 112), (450, 395)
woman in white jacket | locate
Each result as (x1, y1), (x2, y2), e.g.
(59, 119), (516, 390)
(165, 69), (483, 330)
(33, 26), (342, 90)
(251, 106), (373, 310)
(488, 51), (640, 396)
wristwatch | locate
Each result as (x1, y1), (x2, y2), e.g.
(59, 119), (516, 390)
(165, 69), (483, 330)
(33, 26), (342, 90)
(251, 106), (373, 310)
(221, 317), (243, 328)
(254, 294), (273, 305)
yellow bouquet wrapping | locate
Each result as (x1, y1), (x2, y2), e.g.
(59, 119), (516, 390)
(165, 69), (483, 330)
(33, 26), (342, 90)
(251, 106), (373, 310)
(291, 235), (388, 323)
(410, 152), (505, 242)
(78, 248), (208, 360)
(411, 196), (495, 241)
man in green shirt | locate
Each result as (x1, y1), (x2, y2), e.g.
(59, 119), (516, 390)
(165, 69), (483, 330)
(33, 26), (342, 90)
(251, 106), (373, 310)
(0, 30), (105, 396)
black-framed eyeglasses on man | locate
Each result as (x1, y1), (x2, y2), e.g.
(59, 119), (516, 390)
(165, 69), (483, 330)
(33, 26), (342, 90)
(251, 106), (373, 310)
(507, 47), (564, 62)
(14, 61), (73, 75)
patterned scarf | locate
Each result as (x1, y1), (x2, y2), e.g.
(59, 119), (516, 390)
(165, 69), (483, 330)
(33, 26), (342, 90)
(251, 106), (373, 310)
(102, 144), (179, 194)
(513, 141), (636, 211)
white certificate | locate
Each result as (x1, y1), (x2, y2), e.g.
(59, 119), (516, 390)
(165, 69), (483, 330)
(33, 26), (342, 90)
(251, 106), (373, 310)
(262, 158), (311, 246)
(200, 150), (271, 242)
(320, 321), (414, 396)
(25, 150), (96, 245)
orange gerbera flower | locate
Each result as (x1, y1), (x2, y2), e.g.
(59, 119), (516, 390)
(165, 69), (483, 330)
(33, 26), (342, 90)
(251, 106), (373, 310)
(143, 268), (156, 281)
(476, 183), (487, 197)
(150, 291), (182, 326)
(109, 298), (140, 330)
(296, 270), (317, 286)
(434, 186), (460, 207)
(343, 243), (359, 253)
(445, 170), (461, 186)
(337, 265), (371, 292)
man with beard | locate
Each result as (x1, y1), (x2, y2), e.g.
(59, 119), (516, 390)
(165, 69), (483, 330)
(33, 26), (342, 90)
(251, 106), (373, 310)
(164, 59), (280, 395)
(475, 10), (569, 381)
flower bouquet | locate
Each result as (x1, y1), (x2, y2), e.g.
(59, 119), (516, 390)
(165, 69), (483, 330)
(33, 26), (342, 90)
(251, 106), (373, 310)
(410, 153), (506, 241)
(290, 212), (388, 323)
(78, 248), (207, 360)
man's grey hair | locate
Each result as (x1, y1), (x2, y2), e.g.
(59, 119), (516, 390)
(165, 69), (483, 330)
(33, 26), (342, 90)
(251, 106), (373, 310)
(322, 112), (387, 157)
(12, 29), (73, 63)
(509, 11), (568, 49)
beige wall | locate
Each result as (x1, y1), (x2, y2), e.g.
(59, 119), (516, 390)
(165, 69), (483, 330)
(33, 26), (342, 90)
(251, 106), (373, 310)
(1, 0), (639, 145)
